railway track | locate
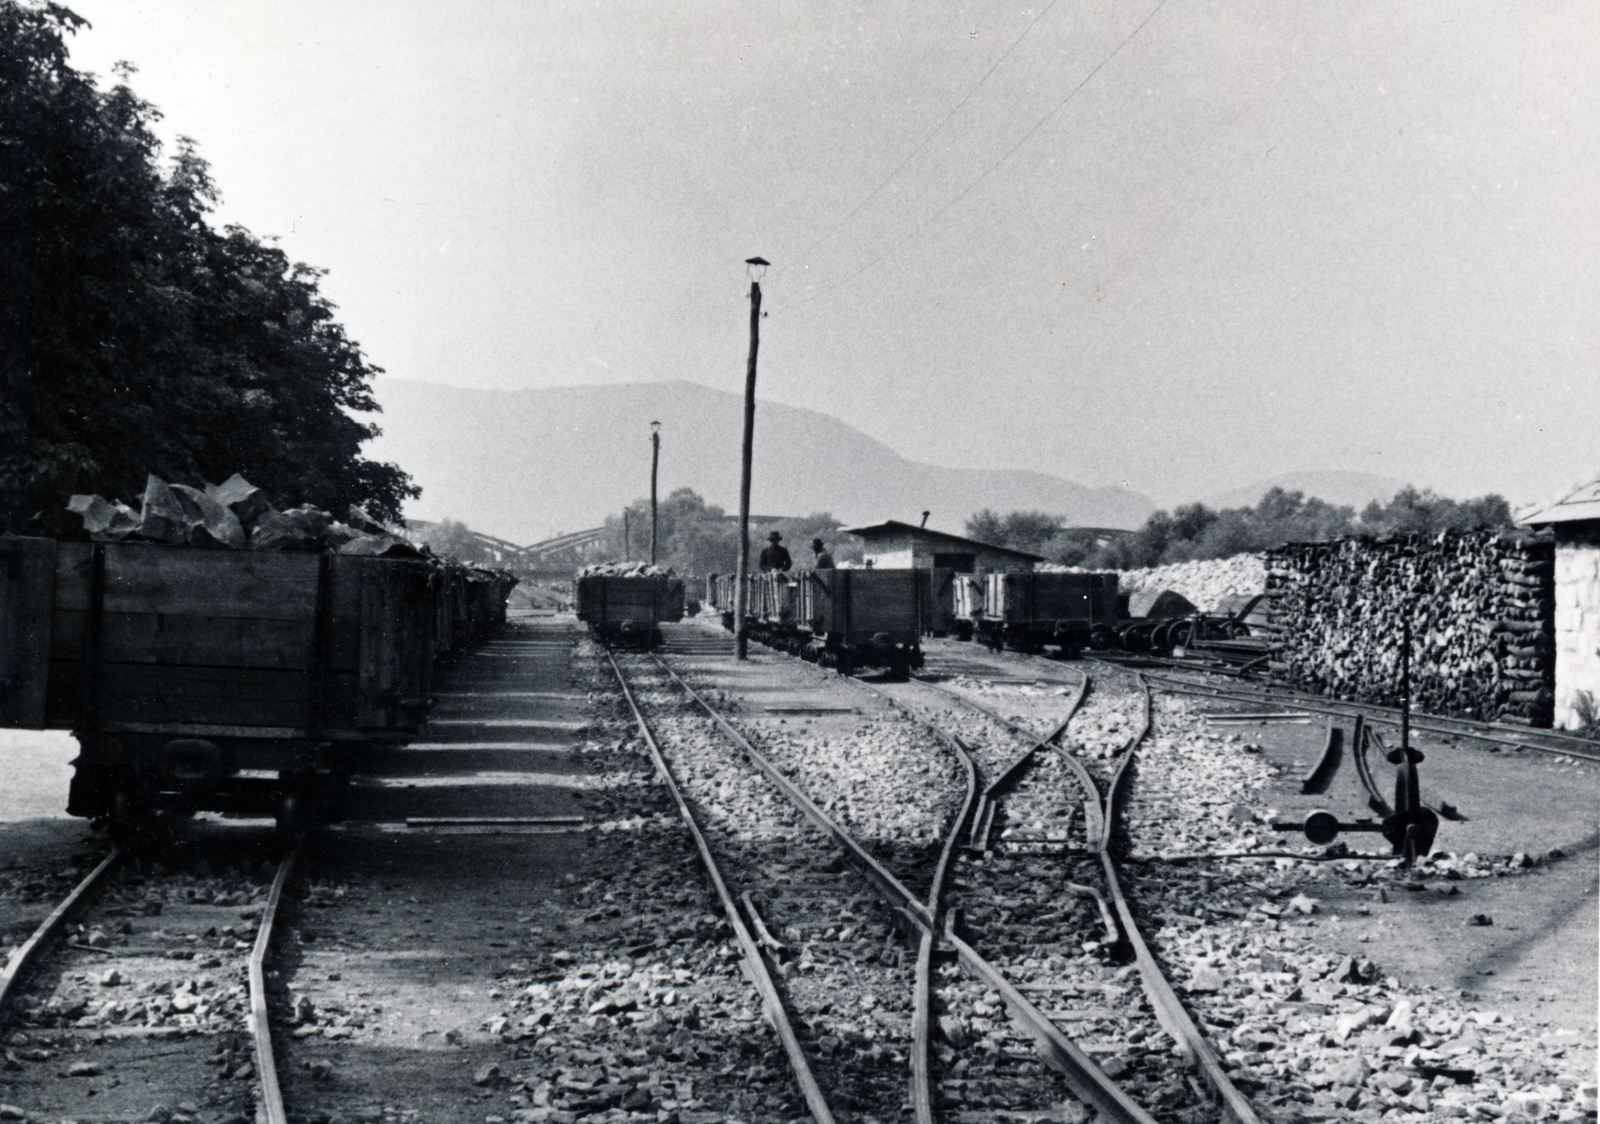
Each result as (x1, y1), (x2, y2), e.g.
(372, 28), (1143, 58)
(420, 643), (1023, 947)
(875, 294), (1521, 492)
(931, 635), (1599, 764)
(634, 624), (1256, 1123)
(862, 659), (1263, 1123)
(1125, 664), (1600, 764)
(700, 620), (1600, 1119)
(0, 835), (296, 1124)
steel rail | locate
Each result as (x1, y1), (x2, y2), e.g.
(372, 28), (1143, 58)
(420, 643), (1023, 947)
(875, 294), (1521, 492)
(812, 672), (1164, 1124)
(938, 918), (1160, 1124)
(659, 654), (1159, 1124)
(0, 846), (123, 1023)
(249, 849), (297, 1124)
(834, 676), (985, 1124)
(910, 675), (1100, 849)
(982, 672), (1264, 1124)
(605, 651), (838, 1124)
(1099, 677), (1263, 1124)
(1138, 669), (1600, 763)
(911, 733), (978, 1124)
(647, 654), (934, 930)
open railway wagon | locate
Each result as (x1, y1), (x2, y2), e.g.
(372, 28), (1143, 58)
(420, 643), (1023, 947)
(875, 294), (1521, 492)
(965, 570), (1119, 656)
(709, 569), (940, 676)
(0, 535), (514, 839)
(574, 569), (685, 648)
(797, 568), (934, 675)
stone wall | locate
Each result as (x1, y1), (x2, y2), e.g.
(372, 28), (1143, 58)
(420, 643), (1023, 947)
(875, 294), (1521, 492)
(1553, 534), (1600, 731)
(1261, 531), (1555, 726)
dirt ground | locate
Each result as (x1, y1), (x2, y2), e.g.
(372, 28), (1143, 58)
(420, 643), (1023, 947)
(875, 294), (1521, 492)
(1237, 709), (1599, 1050)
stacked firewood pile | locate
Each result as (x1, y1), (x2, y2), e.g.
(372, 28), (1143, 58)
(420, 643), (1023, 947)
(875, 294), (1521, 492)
(1262, 531), (1556, 726)
(63, 473), (421, 557)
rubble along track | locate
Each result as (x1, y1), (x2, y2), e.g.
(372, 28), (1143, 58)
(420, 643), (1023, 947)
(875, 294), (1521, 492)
(642, 629), (1174, 1124)
(859, 660), (1264, 1124)
(604, 648), (936, 1123)
(0, 835), (295, 1124)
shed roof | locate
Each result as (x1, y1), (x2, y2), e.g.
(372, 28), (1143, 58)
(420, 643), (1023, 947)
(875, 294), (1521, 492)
(1521, 479), (1600, 527)
(838, 520), (1046, 562)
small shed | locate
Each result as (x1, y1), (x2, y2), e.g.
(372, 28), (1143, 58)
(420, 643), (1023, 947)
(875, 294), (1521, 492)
(839, 520), (1042, 573)
(1522, 479), (1600, 731)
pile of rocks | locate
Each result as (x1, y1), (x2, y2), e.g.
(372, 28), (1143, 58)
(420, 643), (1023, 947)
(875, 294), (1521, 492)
(63, 473), (420, 557)
(1115, 555), (1268, 613)
(578, 562), (673, 578)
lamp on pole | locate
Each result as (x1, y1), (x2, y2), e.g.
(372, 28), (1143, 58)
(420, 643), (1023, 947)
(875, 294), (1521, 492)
(649, 420), (661, 565)
(733, 256), (768, 660)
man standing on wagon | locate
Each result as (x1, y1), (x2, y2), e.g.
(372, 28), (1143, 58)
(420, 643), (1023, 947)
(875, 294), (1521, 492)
(758, 530), (792, 572)
(810, 538), (835, 569)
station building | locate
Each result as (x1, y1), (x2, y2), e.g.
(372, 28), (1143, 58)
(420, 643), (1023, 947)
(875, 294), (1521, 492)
(839, 520), (1043, 573)
(1523, 479), (1600, 732)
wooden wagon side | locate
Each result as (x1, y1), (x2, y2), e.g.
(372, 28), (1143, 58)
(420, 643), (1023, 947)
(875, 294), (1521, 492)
(0, 535), (455, 833)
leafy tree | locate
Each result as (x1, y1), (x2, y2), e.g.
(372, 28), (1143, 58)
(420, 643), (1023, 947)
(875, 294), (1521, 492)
(965, 509), (1060, 554)
(1359, 487), (1512, 535)
(966, 483), (1513, 570)
(965, 508), (1006, 545)
(0, 1), (415, 528)
(416, 518), (481, 563)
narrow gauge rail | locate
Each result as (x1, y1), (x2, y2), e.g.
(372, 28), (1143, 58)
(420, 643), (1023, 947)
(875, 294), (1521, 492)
(861, 664), (1263, 1124)
(627, 632), (1164, 1124)
(0, 844), (296, 1124)
(1119, 663), (1600, 764)
(604, 649), (929, 1123)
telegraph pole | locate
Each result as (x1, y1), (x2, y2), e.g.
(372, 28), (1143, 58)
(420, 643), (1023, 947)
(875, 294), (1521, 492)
(734, 257), (768, 660)
(649, 420), (661, 565)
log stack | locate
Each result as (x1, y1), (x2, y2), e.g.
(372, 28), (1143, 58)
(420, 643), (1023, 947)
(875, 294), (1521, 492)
(1262, 531), (1556, 727)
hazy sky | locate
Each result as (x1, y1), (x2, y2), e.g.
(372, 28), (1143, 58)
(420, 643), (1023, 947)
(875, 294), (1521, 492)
(65, 1), (1597, 509)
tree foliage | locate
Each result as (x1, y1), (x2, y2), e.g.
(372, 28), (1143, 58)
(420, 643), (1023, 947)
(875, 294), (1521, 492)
(0, 1), (416, 527)
(969, 485), (1515, 570)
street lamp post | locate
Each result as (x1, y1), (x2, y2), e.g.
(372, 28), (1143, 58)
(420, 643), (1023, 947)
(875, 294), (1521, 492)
(650, 420), (661, 566)
(733, 256), (768, 660)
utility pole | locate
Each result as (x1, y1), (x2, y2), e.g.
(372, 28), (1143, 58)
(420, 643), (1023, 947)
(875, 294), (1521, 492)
(649, 421), (661, 565)
(734, 257), (768, 660)
(622, 511), (630, 561)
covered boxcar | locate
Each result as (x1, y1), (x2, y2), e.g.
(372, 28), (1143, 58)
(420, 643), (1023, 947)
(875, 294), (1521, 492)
(0, 535), (513, 839)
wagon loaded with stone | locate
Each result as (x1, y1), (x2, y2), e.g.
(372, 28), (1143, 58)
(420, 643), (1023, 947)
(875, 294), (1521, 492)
(0, 474), (515, 840)
(573, 562), (686, 649)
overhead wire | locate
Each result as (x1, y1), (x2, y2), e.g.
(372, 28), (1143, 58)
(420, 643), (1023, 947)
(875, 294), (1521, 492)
(776, 0), (1169, 316)
(770, 0), (1064, 289)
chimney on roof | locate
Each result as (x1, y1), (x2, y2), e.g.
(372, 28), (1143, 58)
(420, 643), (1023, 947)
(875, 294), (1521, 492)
(920, 511), (930, 528)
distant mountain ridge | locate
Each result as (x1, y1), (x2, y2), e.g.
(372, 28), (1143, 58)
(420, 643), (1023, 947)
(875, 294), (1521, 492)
(364, 379), (1157, 546)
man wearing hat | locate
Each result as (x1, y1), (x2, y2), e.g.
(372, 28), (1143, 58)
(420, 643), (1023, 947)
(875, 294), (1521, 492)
(810, 537), (835, 569)
(758, 530), (792, 572)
